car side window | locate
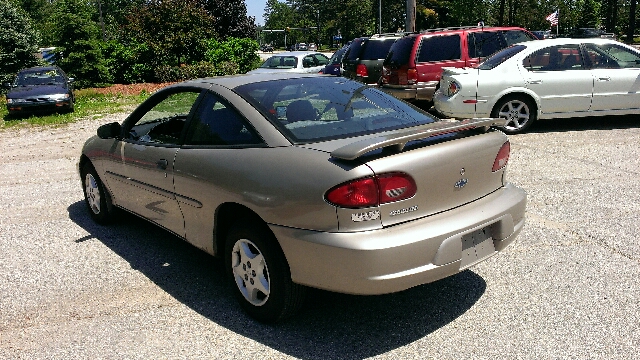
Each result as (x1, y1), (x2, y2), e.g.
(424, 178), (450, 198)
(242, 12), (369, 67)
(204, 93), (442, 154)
(417, 35), (461, 62)
(523, 45), (584, 71)
(468, 31), (506, 58)
(128, 90), (200, 145)
(314, 53), (330, 66)
(503, 30), (535, 46)
(183, 92), (262, 146)
(303, 55), (316, 68)
(584, 43), (640, 69)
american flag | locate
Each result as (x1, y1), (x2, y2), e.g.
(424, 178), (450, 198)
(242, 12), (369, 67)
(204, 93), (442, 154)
(546, 10), (559, 26)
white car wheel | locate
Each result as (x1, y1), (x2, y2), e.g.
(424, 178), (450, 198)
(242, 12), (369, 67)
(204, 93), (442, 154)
(493, 96), (537, 134)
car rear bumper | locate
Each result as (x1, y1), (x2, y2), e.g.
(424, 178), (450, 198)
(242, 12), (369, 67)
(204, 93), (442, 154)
(380, 81), (439, 101)
(433, 90), (479, 119)
(271, 183), (527, 295)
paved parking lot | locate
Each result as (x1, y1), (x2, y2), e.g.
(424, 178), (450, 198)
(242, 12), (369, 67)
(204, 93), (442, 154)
(0, 114), (638, 359)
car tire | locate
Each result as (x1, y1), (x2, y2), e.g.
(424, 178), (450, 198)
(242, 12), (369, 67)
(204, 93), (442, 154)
(225, 220), (306, 323)
(492, 95), (537, 134)
(81, 163), (115, 224)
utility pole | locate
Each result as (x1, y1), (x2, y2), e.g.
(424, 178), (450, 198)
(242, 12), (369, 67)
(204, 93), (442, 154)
(406, 0), (416, 32)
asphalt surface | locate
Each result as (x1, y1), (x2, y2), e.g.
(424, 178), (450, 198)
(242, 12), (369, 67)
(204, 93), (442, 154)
(0, 113), (638, 359)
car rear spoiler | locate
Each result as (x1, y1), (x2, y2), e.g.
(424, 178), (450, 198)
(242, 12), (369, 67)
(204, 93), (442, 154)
(330, 118), (507, 160)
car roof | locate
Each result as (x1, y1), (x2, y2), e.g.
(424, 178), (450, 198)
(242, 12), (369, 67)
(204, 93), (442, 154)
(517, 37), (623, 51)
(269, 51), (323, 57)
(163, 73), (326, 91)
(19, 66), (61, 73)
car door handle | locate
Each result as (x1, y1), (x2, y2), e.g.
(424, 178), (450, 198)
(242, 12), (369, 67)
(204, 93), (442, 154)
(528, 80), (542, 84)
(598, 77), (611, 81)
(157, 159), (168, 170)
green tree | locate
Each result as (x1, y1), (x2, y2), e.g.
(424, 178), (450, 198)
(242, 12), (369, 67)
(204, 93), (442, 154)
(124, 0), (216, 68)
(51, 0), (111, 88)
(0, 0), (42, 85)
(200, 0), (257, 39)
(12, 0), (55, 44)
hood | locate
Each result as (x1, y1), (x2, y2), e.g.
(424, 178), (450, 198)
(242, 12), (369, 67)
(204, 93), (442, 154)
(7, 84), (70, 99)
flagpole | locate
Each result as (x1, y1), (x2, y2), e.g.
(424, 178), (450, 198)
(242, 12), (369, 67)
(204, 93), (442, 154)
(556, 8), (559, 37)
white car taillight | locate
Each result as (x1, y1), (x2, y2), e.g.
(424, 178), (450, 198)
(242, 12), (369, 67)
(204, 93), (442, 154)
(445, 80), (461, 96)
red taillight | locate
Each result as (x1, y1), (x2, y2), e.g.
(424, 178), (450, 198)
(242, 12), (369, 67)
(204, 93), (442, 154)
(381, 67), (390, 84)
(377, 173), (417, 203)
(492, 141), (511, 172)
(356, 64), (368, 78)
(407, 68), (418, 85)
(325, 173), (417, 208)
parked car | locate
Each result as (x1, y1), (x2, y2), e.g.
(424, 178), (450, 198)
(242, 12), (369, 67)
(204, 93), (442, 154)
(434, 38), (640, 134)
(294, 43), (308, 51)
(380, 26), (537, 103)
(4, 65), (74, 116)
(79, 73), (527, 322)
(342, 33), (408, 85)
(260, 43), (274, 52)
(308, 43), (318, 51)
(320, 44), (350, 75)
(247, 51), (329, 74)
(570, 28), (615, 39)
(531, 30), (553, 40)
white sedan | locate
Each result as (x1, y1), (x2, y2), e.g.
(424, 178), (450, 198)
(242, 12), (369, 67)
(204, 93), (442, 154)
(434, 38), (640, 134)
(247, 51), (329, 74)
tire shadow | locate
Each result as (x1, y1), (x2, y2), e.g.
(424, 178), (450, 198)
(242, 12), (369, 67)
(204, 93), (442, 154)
(68, 200), (486, 359)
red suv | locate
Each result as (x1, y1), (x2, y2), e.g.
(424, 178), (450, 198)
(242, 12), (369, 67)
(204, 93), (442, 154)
(380, 26), (536, 102)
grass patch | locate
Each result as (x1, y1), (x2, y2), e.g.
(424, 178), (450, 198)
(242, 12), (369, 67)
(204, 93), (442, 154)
(0, 89), (151, 130)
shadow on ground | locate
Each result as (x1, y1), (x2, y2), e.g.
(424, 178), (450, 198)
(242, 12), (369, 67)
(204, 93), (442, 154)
(526, 114), (639, 133)
(69, 200), (486, 359)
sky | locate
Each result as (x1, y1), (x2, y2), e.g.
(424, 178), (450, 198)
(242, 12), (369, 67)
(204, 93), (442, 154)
(245, 0), (267, 26)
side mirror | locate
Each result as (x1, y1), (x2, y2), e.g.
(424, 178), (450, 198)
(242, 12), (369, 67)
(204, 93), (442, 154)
(97, 122), (122, 139)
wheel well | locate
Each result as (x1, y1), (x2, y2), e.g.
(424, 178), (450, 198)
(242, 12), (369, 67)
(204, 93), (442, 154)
(78, 155), (91, 176)
(491, 92), (537, 117)
(214, 203), (269, 258)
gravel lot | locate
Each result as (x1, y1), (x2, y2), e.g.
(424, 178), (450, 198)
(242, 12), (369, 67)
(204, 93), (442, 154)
(1, 113), (638, 359)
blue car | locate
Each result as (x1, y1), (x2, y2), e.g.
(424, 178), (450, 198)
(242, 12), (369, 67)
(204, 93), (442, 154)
(321, 45), (349, 76)
(4, 66), (75, 117)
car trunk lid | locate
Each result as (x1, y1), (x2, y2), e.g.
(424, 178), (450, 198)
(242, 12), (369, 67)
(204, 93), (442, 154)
(302, 118), (510, 227)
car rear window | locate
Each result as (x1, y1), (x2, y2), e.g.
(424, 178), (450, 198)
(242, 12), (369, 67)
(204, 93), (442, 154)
(346, 38), (366, 61)
(260, 56), (298, 69)
(234, 77), (437, 143)
(384, 36), (417, 67)
(360, 38), (398, 60)
(479, 44), (526, 70)
(417, 35), (461, 62)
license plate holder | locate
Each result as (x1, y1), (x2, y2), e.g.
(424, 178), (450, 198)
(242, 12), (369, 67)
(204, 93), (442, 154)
(460, 226), (495, 269)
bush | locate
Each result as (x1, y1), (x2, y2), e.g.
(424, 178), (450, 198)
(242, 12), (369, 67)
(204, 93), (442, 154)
(154, 61), (239, 82)
(204, 37), (260, 74)
(100, 40), (154, 84)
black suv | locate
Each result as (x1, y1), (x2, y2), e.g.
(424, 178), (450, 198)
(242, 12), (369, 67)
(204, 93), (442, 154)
(342, 33), (408, 85)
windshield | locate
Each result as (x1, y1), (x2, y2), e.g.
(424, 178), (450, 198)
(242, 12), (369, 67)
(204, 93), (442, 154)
(478, 45), (526, 70)
(234, 77), (437, 143)
(16, 69), (65, 86)
(260, 56), (298, 69)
